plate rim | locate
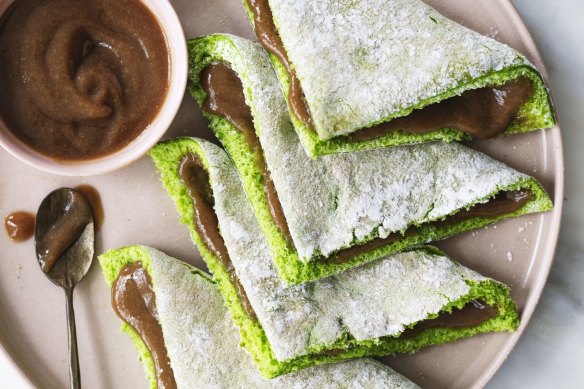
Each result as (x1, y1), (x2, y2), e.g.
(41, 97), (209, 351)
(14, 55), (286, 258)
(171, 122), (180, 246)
(469, 1), (564, 387)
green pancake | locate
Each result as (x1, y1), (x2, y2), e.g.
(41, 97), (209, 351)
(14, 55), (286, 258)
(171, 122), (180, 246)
(185, 34), (553, 285)
(149, 137), (519, 378)
(242, 0), (555, 157)
(99, 245), (420, 388)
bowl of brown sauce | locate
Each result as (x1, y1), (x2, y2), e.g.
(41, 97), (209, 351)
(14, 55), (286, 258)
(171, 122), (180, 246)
(0, 0), (187, 176)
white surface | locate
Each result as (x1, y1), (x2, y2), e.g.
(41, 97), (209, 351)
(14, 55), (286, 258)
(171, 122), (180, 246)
(0, 0), (580, 387)
(0, 353), (29, 388)
(489, 1), (584, 387)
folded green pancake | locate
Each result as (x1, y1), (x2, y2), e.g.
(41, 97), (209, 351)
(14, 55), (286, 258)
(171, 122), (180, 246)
(99, 246), (420, 388)
(186, 34), (553, 285)
(241, 0), (555, 157)
(150, 137), (519, 378)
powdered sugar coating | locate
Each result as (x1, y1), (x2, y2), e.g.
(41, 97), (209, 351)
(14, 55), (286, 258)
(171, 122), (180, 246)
(226, 37), (528, 261)
(197, 140), (487, 361)
(145, 247), (419, 388)
(268, 0), (527, 139)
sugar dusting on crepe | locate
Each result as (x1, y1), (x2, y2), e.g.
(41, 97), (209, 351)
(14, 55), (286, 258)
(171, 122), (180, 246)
(144, 246), (419, 388)
(267, 0), (527, 138)
(197, 139), (489, 361)
(221, 36), (529, 261)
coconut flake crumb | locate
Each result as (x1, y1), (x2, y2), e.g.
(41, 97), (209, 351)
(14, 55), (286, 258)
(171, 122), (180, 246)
(518, 221), (533, 233)
(487, 26), (500, 39)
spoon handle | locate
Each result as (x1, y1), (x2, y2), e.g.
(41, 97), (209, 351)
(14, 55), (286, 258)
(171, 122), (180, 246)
(65, 286), (81, 389)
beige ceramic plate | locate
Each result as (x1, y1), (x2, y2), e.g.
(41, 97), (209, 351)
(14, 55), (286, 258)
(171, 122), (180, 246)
(0, 0), (563, 388)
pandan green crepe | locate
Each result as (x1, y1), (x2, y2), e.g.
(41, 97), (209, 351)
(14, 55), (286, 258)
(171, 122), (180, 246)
(242, 0), (555, 157)
(149, 137), (519, 378)
(186, 34), (553, 285)
(99, 246), (419, 388)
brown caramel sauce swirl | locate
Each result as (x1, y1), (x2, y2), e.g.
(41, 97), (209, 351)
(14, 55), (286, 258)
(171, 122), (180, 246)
(0, 0), (169, 160)
(198, 61), (533, 266)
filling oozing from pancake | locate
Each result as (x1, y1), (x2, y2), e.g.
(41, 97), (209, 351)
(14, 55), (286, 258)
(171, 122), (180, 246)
(321, 299), (499, 357)
(179, 153), (257, 319)
(112, 263), (177, 389)
(198, 61), (533, 265)
(246, 0), (533, 141)
(186, 65), (506, 338)
(176, 150), (501, 347)
(403, 300), (498, 336)
(200, 63), (292, 244)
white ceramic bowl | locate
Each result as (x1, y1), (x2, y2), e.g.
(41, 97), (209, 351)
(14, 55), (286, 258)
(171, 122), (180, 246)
(0, 0), (187, 176)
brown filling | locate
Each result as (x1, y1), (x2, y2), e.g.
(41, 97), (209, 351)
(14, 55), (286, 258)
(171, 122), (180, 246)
(3, 211), (35, 242)
(326, 189), (532, 264)
(0, 0), (169, 160)
(112, 263), (177, 389)
(443, 189), (533, 223)
(200, 62), (292, 244)
(246, 0), (312, 127)
(36, 191), (93, 273)
(198, 61), (533, 265)
(350, 77), (533, 141)
(320, 300), (497, 356)
(247, 0), (533, 140)
(402, 300), (498, 337)
(177, 155), (501, 347)
(179, 153), (257, 320)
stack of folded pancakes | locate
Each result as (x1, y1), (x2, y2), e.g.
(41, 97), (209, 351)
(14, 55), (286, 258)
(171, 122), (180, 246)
(99, 0), (555, 387)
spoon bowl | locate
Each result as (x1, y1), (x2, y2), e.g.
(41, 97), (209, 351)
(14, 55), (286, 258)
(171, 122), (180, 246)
(35, 188), (95, 389)
(35, 188), (94, 287)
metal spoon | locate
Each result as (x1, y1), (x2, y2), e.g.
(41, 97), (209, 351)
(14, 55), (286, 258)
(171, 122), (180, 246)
(35, 188), (95, 389)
